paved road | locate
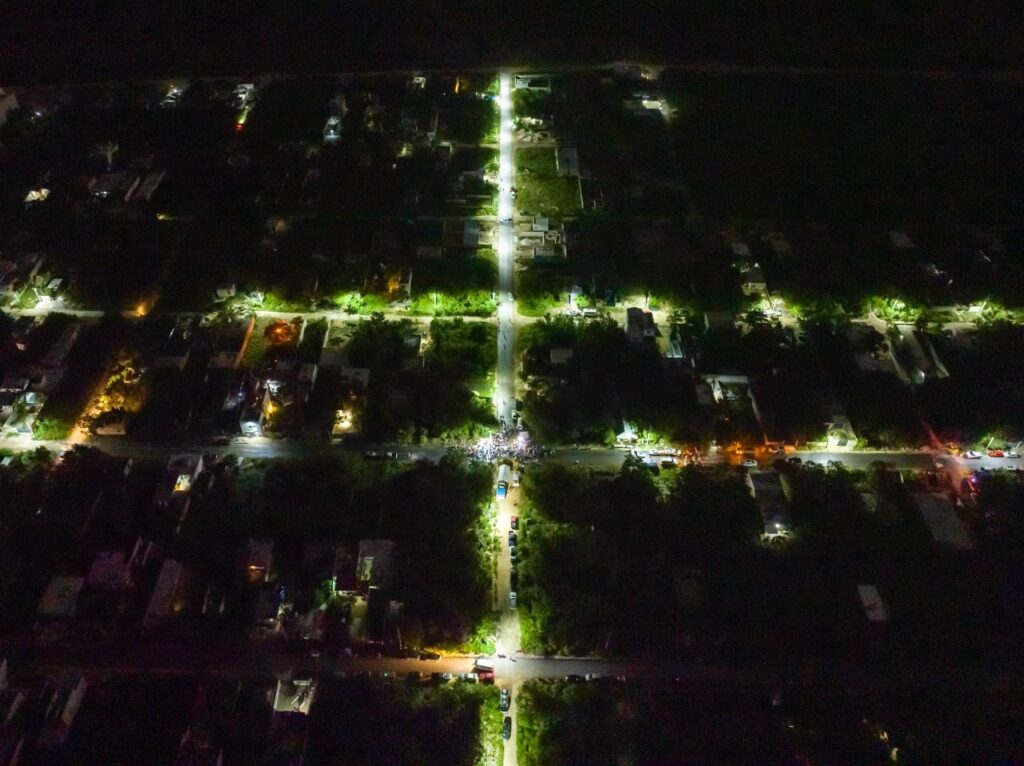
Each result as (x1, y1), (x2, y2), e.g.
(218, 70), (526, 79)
(495, 481), (522, 766)
(7, 428), (1016, 486)
(495, 73), (516, 428)
(493, 73), (522, 765)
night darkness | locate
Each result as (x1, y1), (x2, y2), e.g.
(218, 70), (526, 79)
(5, 1), (1024, 84)
(4, 2), (1024, 764)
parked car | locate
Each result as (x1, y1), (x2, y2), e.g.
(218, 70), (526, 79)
(500, 689), (511, 711)
(987, 450), (1005, 458)
(418, 651), (441, 661)
(508, 531), (517, 546)
(742, 458), (758, 468)
(503, 716), (512, 740)
(962, 451), (983, 459)
(509, 591), (517, 609)
(509, 545), (516, 560)
(510, 515), (519, 530)
(1007, 451), (1021, 459)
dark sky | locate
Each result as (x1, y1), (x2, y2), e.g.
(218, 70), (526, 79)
(5, 1), (1023, 83)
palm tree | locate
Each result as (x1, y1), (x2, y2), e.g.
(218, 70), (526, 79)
(96, 141), (119, 171)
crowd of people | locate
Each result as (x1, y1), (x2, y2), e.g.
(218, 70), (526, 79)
(450, 429), (545, 463)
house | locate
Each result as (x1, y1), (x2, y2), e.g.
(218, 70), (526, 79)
(89, 171), (141, 202)
(154, 324), (193, 370)
(164, 454), (203, 495)
(555, 146), (579, 177)
(763, 231), (793, 259)
(93, 409), (129, 435)
(728, 243), (751, 263)
(0, 671), (89, 761)
(340, 366), (371, 391)
(174, 724), (224, 766)
(513, 74), (554, 91)
(913, 493), (973, 550)
(823, 408), (857, 450)
(323, 115), (341, 144)
(463, 220), (485, 247)
(889, 230), (916, 250)
(625, 307), (656, 344)
(319, 321), (354, 369)
(272, 678), (316, 716)
(297, 363), (318, 401)
(747, 472), (789, 532)
(612, 62), (644, 79)
(263, 358), (296, 395)
(357, 540), (396, 590)
(207, 317), (255, 369)
(331, 399), (358, 437)
(37, 576), (85, 619)
(857, 584), (888, 623)
(738, 262), (767, 296)
(243, 539), (275, 583)
(0, 375), (29, 418)
(133, 168), (166, 202)
(3, 390), (45, 436)
(86, 551), (133, 590)
(696, 374), (751, 407)
(239, 388), (272, 437)
(702, 311), (735, 333)
(0, 89), (19, 126)
(143, 559), (186, 630)
(892, 324), (948, 383)
(549, 347), (574, 365)
(40, 323), (80, 369)
(415, 245), (443, 260)
(254, 584), (282, 627)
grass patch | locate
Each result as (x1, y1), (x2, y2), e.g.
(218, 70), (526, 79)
(514, 149), (581, 216)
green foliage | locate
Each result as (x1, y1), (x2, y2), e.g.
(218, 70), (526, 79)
(31, 416), (73, 441)
(920, 322), (1024, 442)
(513, 89), (554, 120)
(462, 612), (499, 655)
(409, 291), (496, 317)
(344, 314), (496, 441)
(308, 679), (499, 765)
(443, 94), (499, 144)
(867, 295), (924, 323)
(514, 147), (582, 216)
(517, 680), (797, 765)
(518, 463), (761, 655)
(409, 254), (497, 317)
(334, 291), (390, 315)
(520, 315), (697, 443)
(33, 321), (121, 440)
(429, 320), (497, 380)
(517, 265), (569, 317)
(180, 454), (495, 646)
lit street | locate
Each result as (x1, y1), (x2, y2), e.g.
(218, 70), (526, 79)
(2, 45), (1023, 763)
(495, 72), (516, 429)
